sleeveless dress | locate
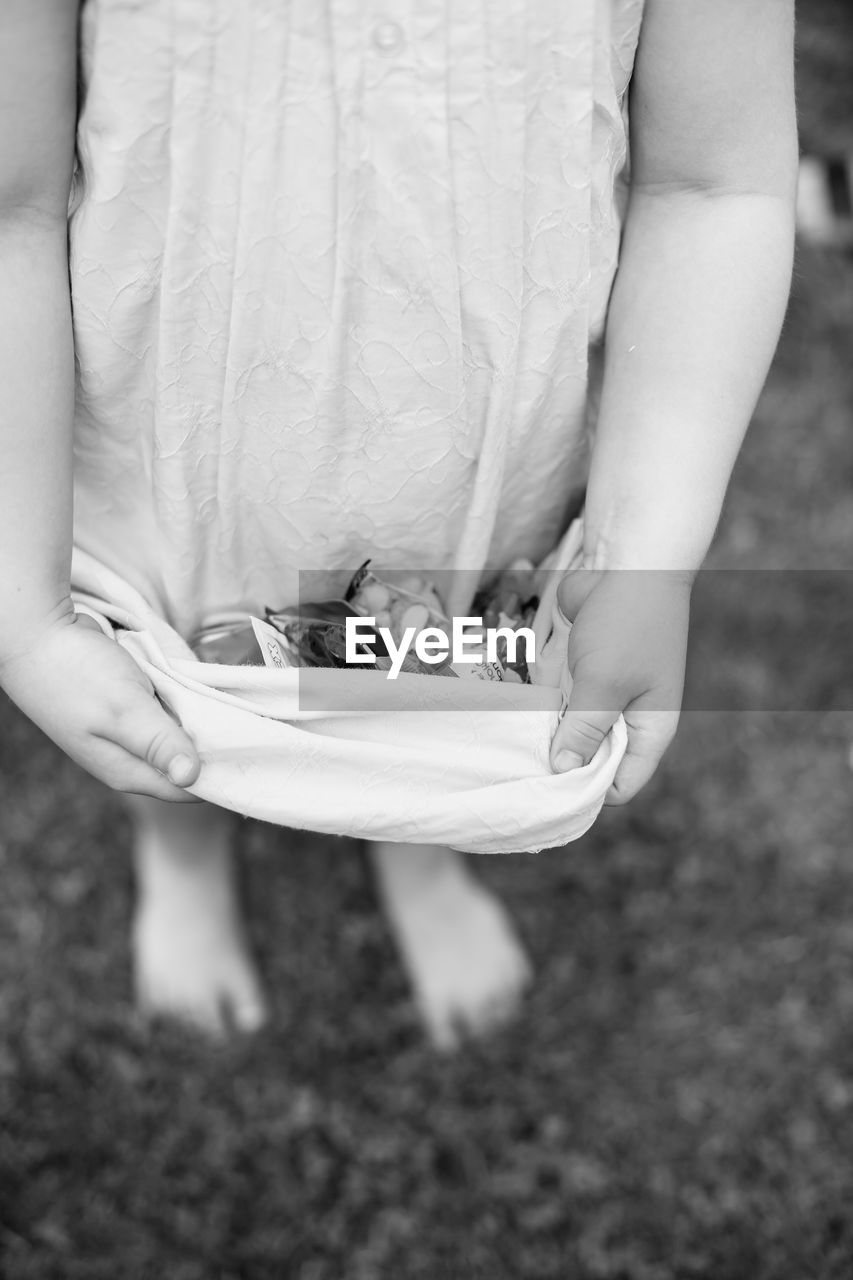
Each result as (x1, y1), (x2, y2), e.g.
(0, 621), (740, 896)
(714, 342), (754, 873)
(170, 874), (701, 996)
(70, 0), (644, 638)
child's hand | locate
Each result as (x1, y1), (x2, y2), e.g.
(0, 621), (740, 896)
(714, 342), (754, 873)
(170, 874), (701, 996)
(0, 611), (201, 802)
(549, 568), (691, 804)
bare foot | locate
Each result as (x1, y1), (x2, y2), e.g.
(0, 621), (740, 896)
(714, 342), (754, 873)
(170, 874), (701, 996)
(129, 798), (268, 1038)
(370, 842), (532, 1052)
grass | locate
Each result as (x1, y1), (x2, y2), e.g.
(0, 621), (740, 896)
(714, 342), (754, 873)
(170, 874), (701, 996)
(2, 8), (853, 1278)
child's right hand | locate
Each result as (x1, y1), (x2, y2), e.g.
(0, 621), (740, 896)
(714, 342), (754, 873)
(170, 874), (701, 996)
(0, 610), (201, 802)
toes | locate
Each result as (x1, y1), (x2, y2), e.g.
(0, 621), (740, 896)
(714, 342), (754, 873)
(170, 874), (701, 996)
(422, 1009), (461, 1055)
(421, 988), (522, 1054)
(136, 978), (230, 1040)
(419, 952), (533, 1053)
(133, 928), (268, 1040)
(137, 979), (267, 1040)
(222, 985), (269, 1036)
(458, 975), (531, 1044)
(469, 987), (527, 1037)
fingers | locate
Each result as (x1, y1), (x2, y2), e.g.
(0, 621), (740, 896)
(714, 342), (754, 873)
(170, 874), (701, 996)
(96, 681), (201, 791)
(94, 745), (204, 803)
(549, 671), (622, 773)
(548, 567), (687, 800)
(4, 616), (203, 802)
(549, 575), (621, 772)
(555, 569), (600, 623)
(532, 566), (597, 657)
(551, 687), (679, 803)
(605, 707), (680, 806)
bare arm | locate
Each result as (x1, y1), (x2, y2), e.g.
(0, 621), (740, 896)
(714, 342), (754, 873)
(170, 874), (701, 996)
(584, 0), (798, 571)
(0, 0), (200, 799)
(0, 0), (78, 649)
(551, 0), (798, 797)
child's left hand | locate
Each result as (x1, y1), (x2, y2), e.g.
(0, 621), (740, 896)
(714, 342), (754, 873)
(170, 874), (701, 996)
(549, 567), (692, 804)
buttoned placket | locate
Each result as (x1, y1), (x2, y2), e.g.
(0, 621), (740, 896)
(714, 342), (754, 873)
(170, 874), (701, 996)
(371, 17), (405, 56)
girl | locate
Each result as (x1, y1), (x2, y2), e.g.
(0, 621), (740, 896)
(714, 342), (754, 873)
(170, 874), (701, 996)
(0, 0), (797, 1048)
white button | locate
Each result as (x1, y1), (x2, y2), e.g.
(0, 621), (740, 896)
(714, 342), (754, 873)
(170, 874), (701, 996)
(372, 19), (404, 55)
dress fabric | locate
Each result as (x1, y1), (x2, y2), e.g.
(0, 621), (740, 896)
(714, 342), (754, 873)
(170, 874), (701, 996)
(69, 521), (628, 853)
(70, 0), (645, 637)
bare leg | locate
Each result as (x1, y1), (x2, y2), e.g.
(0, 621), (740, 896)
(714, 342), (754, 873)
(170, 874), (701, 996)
(369, 841), (532, 1052)
(127, 796), (267, 1037)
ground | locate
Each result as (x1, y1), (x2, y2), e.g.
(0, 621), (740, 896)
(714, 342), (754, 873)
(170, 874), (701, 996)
(1, 6), (852, 1279)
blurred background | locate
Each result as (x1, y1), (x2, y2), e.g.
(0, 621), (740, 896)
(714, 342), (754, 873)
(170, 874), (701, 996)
(1, 3), (852, 1278)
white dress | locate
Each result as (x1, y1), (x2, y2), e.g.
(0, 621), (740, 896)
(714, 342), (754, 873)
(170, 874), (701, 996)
(70, 0), (644, 637)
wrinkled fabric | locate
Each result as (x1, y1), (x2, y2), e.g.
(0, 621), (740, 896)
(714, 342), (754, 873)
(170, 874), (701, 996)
(70, 0), (645, 637)
(70, 520), (627, 854)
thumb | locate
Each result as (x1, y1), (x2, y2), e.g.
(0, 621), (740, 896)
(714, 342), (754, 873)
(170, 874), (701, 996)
(110, 685), (201, 787)
(555, 568), (602, 623)
(550, 671), (621, 774)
